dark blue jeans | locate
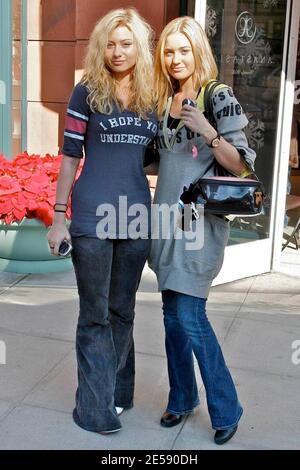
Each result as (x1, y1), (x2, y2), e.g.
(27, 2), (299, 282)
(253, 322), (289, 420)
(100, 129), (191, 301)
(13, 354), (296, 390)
(71, 236), (151, 433)
(162, 289), (243, 430)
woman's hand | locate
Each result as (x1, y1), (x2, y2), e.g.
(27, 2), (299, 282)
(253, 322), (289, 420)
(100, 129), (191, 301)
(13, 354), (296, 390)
(47, 222), (71, 257)
(180, 104), (215, 139)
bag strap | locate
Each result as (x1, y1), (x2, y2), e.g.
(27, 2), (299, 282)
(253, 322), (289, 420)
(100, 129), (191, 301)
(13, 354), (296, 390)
(197, 80), (254, 179)
(196, 79), (229, 129)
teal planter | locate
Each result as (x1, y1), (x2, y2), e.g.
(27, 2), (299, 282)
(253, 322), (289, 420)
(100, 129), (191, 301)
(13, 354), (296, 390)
(0, 218), (73, 273)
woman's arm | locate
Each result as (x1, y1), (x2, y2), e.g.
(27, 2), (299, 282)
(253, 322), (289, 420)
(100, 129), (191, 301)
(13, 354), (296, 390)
(52, 156), (80, 224)
(181, 106), (248, 176)
(181, 87), (256, 177)
(49, 83), (89, 254)
(47, 155), (81, 255)
(201, 127), (247, 176)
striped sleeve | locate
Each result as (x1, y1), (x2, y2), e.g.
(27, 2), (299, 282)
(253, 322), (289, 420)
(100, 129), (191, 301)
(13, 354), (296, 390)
(62, 84), (90, 158)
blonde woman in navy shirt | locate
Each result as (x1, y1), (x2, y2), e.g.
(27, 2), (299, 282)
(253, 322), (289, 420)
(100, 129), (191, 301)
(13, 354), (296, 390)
(48, 8), (157, 435)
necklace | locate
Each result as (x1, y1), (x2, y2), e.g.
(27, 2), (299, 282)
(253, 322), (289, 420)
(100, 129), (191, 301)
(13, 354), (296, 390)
(167, 114), (180, 136)
(162, 96), (200, 159)
(163, 98), (184, 150)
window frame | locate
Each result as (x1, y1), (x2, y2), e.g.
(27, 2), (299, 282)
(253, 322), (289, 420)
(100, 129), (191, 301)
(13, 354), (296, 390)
(0, 0), (27, 159)
(21, 0), (27, 152)
(0, 0), (12, 158)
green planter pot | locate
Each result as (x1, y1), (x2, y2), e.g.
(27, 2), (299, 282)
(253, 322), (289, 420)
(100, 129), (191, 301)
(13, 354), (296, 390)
(0, 218), (73, 273)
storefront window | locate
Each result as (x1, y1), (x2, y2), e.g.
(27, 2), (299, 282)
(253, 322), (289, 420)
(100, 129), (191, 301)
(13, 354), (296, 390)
(206, 0), (287, 244)
(0, 0), (26, 159)
(165, 0), (196, 23)
(180, 0), (196, 16)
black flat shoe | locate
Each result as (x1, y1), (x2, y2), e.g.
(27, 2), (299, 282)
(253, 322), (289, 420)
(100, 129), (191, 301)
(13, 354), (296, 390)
(214, 425), (238, 445)
(160, 411), (183, 428)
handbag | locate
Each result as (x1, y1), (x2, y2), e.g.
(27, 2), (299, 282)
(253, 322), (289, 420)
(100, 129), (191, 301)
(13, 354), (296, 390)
(179, 80), (264, 221)
(179, 175), (264, 217)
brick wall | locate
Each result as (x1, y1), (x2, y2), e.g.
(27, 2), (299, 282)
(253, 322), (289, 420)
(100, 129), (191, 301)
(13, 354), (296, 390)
(27, 0), (166, 155)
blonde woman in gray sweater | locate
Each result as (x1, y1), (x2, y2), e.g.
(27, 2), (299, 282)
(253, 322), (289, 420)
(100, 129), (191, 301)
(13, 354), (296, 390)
(148, 16), (256, 445)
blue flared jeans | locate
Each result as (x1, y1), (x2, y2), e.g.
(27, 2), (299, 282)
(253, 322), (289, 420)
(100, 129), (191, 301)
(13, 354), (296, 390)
(162, 289), (243, 430)
(71, 236), (151, 433)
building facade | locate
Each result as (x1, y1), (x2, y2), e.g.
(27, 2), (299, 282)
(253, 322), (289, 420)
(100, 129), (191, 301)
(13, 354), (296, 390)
(0, 0), (299, 282)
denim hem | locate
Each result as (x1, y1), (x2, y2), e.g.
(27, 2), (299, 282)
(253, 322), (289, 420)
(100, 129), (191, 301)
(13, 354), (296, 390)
(72, 408), (121, 434)
(166, 403), (199, 416)
(211, 407), (243, 431)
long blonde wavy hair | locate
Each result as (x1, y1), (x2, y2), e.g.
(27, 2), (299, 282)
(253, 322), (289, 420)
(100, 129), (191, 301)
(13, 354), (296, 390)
(80, 8), (154, 118)
(155, 17), (218, 117)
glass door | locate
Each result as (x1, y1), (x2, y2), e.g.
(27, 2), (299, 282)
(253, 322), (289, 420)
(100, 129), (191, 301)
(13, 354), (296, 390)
(0, 0), (26, 159)
(199, 0), (293, 284)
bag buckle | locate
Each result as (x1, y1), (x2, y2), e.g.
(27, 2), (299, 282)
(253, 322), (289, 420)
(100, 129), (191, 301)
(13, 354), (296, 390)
(191, 202), (200, 220)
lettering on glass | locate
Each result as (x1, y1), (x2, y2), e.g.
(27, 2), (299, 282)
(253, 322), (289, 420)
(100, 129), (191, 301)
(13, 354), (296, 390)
(235, 11), (257, 45)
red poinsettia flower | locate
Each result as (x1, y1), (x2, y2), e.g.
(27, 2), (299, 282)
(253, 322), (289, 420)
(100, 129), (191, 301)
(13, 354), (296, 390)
(0, 152), (83, 227)
(0, 154), (14, 177)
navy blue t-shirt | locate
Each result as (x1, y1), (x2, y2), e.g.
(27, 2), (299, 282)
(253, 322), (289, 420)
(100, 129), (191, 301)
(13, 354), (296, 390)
(62, 84), (158, 239)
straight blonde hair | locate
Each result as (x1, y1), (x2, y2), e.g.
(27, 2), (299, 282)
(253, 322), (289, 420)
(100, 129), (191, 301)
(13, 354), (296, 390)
(155, 17), (218, 117)
(80, 8), (155, 118)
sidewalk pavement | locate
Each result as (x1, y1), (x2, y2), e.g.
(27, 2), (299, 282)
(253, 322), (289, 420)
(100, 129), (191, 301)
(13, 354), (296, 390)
(0, 264), (300, 450)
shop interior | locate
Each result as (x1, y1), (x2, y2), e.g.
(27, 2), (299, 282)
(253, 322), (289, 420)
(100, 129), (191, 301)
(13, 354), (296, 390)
(283, 21), (300, 251)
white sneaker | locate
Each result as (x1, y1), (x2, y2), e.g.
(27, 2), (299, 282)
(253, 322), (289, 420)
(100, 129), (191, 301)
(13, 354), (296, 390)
(116, 407), (124, 416)
(99, 427), (121, 435)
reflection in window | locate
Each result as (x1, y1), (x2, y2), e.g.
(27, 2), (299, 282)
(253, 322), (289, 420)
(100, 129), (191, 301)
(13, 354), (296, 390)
(206, 0), (287, 244)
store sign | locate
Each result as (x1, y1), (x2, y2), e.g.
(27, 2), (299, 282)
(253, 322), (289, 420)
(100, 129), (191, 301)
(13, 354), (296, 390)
(235, 11), (257, 45)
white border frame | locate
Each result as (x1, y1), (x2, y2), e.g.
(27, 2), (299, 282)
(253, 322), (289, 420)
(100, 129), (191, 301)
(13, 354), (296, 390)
(195, 0), (207, 28)
(213, 239), (271, 286)
(272, 0), (300, 271)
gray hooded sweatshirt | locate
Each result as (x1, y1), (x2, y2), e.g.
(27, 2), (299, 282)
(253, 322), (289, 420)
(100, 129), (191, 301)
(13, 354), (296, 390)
(148, 85), (256, 298)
